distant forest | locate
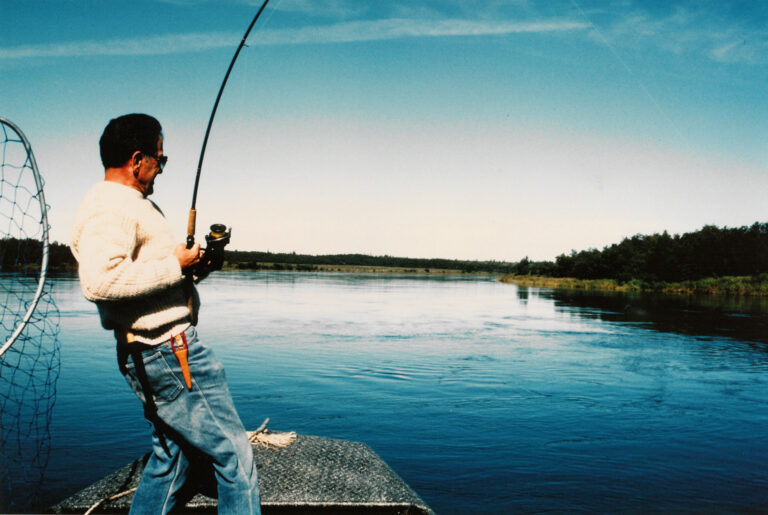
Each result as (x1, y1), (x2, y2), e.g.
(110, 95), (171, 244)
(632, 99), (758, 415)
(2, 222), (766, 282)
(0, 238), (78, 271)
(226, 250), (515, 274)
(229, 222), (768, 282)
(514, 222), (768, 282)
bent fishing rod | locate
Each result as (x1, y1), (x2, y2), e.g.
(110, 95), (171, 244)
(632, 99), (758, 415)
(186, 0), (271, 252)
(183, 0), (270, 325)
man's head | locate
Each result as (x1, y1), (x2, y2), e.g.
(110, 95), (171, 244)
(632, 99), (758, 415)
(99, 114), (166, 197)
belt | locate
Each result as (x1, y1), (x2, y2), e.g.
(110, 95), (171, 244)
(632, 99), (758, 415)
(116, 329), (193, 391)
(115, 329), (172, 455)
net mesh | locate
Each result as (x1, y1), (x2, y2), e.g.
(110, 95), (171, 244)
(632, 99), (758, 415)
(0, 119), (61, 512)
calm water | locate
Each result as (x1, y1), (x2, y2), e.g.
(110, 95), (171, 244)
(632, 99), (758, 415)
(30, 273), (768, 511)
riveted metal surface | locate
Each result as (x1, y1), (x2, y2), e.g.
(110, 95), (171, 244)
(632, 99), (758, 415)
(49, 434), (434, 514)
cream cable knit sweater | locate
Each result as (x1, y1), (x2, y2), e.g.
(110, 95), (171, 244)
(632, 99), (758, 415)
(71, 181), (197, 345)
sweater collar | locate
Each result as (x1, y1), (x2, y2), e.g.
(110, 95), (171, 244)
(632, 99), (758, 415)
(101, 179), (145, 199)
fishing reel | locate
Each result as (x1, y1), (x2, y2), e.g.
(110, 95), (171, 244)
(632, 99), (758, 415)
(193, 223), (231, 281)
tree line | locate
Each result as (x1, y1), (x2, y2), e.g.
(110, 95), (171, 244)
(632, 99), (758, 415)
(4, 222), (766, 282)
(0, 238), (77, 272)
(226, 250), (516, 274)
(511, 222), (768, 282)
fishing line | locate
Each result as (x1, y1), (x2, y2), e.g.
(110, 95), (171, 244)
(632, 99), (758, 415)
(238, 39), (250, 120)
(236, 0), (283, 123)
(258, 0), (283, 31)
(188, 0), (272, 248)
(569, 0), (687, 143)
(184, 0), (273, 325)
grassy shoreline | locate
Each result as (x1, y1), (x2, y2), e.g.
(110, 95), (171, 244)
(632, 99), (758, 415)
(499, 274), (768, 296)
(223, 262), (492, 275)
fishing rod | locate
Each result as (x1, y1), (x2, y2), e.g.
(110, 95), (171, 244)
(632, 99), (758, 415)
(184, 0), (271, 324)
(186, 0), (271, 250)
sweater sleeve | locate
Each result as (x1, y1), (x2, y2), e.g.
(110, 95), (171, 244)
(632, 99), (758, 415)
(76, 208), (183, 301)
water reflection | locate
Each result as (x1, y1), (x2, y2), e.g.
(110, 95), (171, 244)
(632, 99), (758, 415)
(39, 273), (768, 513)
(518, 286), (768, 346)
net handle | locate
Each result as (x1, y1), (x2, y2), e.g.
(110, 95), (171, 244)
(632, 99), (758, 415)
(0, 117), (50, 358)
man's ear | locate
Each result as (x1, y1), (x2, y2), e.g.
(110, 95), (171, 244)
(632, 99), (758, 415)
(131, 151), (142, 175)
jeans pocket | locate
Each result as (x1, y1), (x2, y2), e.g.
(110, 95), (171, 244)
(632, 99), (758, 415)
(124, 350), (184, 404)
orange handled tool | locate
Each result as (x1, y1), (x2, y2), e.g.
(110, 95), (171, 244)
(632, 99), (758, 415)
(170, 332), (193, 390)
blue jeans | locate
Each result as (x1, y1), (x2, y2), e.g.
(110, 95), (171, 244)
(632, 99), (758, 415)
(119, 325), (260, 514)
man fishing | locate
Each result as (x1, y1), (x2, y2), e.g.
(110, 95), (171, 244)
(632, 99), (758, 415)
(70, 113), (260, 514)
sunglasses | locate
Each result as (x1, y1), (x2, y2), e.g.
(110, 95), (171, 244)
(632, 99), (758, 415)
(145, 153), (168, 170)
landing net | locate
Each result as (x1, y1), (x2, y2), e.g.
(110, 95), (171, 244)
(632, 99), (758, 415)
(0, 118), (61, 511)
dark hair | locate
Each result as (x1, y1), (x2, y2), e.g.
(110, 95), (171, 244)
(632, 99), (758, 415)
(99, 114), (162, 168)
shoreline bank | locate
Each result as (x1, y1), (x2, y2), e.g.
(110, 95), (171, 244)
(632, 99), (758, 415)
(499, 274), (768, 297)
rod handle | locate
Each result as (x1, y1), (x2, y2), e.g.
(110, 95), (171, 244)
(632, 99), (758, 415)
(186, 209), (197, 248)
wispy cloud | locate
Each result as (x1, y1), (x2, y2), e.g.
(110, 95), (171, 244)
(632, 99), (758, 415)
(258, 18), (587, 44)
(152, 0), (366, 17)
(708, 35), (768, 65)
(0, 32), (238, 60)
(0, 17), (586, 60)
(592, 5), (768, 65)
(271, 0), (367, 19)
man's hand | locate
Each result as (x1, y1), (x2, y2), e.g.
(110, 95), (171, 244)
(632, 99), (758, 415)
(174, 242), (201, 271)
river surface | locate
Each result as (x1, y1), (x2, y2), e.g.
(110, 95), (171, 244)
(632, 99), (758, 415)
(24, 272), (768, 512)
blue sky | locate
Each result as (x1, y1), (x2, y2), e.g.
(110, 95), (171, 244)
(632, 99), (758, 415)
(2, 0), (766, 260)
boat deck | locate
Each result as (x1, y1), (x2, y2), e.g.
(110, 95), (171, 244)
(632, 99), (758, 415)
(49, 433), (433, 514)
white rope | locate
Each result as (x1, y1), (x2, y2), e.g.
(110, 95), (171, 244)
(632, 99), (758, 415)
(83, 487), (137, 515)
(83, 419), (295, 514)
(248, 417), (297, 448)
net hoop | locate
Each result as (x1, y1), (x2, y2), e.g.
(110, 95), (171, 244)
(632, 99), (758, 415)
(0, 117), (50, 358)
